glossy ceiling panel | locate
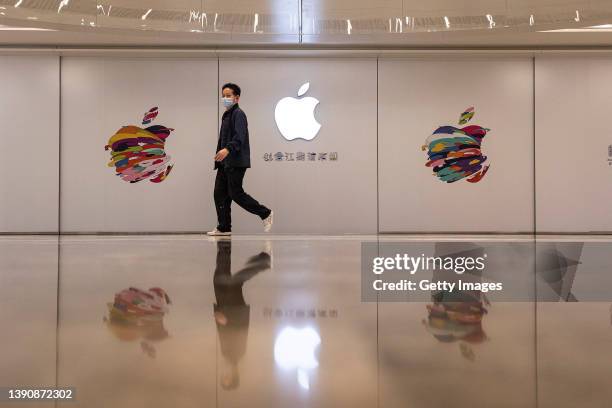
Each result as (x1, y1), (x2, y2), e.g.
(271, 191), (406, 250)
(0, 0), (611, 45)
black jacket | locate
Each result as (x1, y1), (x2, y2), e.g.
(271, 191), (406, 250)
(215, 103), (251, 169)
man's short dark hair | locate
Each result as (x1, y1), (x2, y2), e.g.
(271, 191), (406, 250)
(222, 83), (241, 97)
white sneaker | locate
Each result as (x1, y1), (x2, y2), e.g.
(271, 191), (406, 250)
(263, 211), (273, 232)
(263, 240), (273, 269)
(206, 228), (231, 236)
(263, 240), (272, 256)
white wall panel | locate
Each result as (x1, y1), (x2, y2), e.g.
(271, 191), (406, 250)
(0, 56), (59, 232)
(535, 56), (612, 233)
(60, 57), (218, 232)
(219, 58), (378, 233)
(378, 57), (534, 233)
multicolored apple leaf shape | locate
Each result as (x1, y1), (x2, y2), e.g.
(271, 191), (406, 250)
(458, 107), (474, 125)
(104, 107), (174, 183)
(421, 106), (490, 183)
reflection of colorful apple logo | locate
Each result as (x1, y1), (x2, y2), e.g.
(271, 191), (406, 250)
(421, 106), (490, 183)
(274, 82), (321, 141)
(104, 106), (174, 183)
(103, 287), (172, 359)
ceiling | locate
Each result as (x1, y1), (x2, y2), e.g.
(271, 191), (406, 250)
(0, 0), (612, 47)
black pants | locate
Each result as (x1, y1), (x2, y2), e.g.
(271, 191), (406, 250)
(214, 166), (271, 232)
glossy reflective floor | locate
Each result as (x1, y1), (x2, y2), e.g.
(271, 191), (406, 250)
(0, 235), (610, 408)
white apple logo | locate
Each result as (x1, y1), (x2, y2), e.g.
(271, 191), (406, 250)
(274, 82), (321, 141)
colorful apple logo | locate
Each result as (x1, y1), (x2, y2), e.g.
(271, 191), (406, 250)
(274, 82), (321, 141)
(104, 106), (174, 184)
(421, 106), (490, 183)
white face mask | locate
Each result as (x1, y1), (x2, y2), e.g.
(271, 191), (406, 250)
(222, 97), (235, 108)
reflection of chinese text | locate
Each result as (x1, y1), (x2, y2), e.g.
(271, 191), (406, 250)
(263, 307), (339, 318)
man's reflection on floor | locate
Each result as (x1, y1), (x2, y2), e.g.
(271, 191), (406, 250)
(213, 239), (271, 390)
(422, 242), (490, 362)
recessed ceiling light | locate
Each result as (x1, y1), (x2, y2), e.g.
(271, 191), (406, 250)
(141, 8), (152, 20)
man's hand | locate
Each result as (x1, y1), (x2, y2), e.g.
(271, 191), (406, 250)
(214, 311), (228, 326)
(214, 148), (229, 162)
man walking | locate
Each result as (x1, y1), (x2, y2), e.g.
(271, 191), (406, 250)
(207, 83), (273, 236)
